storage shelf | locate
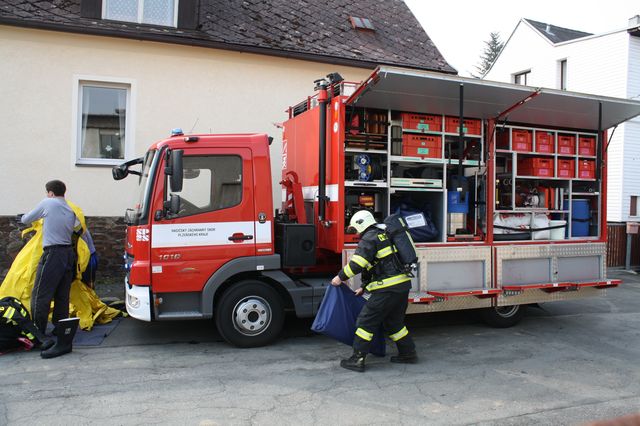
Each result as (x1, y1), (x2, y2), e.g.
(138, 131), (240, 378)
(389, 155), (444, 164)
(402, 128), (442, 135)
(344, 180), (388, 188)
(446, 159), (481, 166)
(345, 147), (387, 154)
(495, 209), (568, 213)
(444, 132), (482, 138)
(346, 132), (387, 138)
(515, 176), (568, 180)
(390, 187), (444, 193)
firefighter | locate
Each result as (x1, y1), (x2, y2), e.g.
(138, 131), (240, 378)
(331, 210), (418, 372)
(0, 296), (52, 353)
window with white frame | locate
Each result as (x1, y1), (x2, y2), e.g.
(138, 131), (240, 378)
(103, 0), (178, 27)
(513, 70), (530, 85)
(631, 196), (639, 217)
(559, 59), (567, 90)
(77, 81), (130, 165)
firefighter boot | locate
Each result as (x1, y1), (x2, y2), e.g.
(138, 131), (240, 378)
(340, 350), (367, 372)
(35, 338), (55, 351)
(41, 317), (79, 359)
(390, 350), (418, 364)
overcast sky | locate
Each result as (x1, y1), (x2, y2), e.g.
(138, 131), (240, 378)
(404, 0), (640, 77)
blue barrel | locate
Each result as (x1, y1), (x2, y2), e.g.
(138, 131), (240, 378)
(571, 199), (590, 237)
(447, 191), (469, 214)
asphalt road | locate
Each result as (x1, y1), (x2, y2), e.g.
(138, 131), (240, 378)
(1, 270), (639, 425)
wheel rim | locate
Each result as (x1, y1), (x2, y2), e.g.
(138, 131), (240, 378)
(494, 305), (519, 318)
(232, 296), (272, 336)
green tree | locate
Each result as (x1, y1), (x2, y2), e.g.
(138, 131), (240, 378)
(474, 32), (504, 78)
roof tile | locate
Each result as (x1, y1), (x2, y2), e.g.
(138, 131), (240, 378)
(0, 0), (455, 73)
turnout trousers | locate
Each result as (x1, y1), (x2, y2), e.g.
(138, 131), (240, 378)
(353, 289), (415, 354)
(31, 245), (76, 334)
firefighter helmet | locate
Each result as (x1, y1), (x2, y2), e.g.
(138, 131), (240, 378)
(349, 210), (376, 234)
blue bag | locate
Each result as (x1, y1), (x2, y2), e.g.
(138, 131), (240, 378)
(311, 284), (386, 356)
(395, 203), (438, 242)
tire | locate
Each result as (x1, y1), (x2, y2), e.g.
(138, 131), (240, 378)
(480, 305), (525, 328)
(215, 280), (285, 348)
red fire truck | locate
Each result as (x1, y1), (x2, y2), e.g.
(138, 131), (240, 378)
(113, 67), (640, 347)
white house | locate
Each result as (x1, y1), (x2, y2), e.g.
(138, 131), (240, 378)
(485, 17), (640, 223)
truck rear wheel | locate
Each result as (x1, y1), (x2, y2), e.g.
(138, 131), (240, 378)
(480, 305), (524, 328)
(215, 280), (284, 348)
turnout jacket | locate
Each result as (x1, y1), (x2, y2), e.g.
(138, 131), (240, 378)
(338, 225), (411, 293)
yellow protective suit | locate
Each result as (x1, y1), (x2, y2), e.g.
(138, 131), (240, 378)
(0, 200), (123, 330)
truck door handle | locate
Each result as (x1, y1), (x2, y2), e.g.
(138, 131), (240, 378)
(228, 233), (253, 242)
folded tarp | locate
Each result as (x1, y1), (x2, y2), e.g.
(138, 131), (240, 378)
(311, 284), (386, 356)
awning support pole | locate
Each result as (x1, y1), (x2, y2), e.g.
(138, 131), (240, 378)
(493, 89), (542, 122)
(596, 102), (602, 181)
(458, 84), (464, 180)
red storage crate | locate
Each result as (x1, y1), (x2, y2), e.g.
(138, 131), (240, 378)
(578, 136), (596, 156)
(444, 116), (481, 135)
(512, 129), (533, 152)
(557, 159), (575, 178)
(402, 113), (442, 132)
(578, 159), (596, 179)
(557, 134), (576, 155)
(518, 157), (554, 177)
(402, 134), (442, 159)
(535, 131), (555, 153)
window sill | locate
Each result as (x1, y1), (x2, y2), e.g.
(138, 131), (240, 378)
(76, 159), (123, 167)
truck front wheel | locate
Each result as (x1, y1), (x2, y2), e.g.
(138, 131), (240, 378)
(480, 305), (524, 328)
(215, 280), (285, 348)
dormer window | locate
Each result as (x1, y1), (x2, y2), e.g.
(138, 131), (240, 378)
(103, 0), (179, 27)
(350, 16), (375, 31)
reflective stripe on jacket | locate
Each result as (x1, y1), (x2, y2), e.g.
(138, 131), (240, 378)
(338, 226), (411, 292)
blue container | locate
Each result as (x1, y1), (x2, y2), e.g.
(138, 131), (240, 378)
(571, 199), (590, 237)
(447, 191), (469, 214)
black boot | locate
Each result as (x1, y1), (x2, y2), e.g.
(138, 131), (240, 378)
(35, 338), (55, 351)
(340, 350), (366, 372)
(41, 317), (79, 359)
(390, 350), (418, 364)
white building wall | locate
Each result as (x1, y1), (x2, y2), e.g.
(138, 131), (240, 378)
(0, 26), (371, 216)
(486, 22), (639, 222)
(484, 22), (554, 85)
(623, 35), (640, 221)
(557, 31), (630, 222)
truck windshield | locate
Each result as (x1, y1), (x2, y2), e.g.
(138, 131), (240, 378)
(126, 149), (158, 225)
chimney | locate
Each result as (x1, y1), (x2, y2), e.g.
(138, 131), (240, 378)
(546, 24), (551, 33)
(629, 15), (640, 28)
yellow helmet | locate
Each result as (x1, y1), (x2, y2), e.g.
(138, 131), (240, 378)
(349, 210), (376, 234)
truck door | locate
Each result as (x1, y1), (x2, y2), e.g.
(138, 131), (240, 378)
(150, 148), (255, 294)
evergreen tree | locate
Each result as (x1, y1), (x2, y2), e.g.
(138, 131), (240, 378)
(474, 32), (504, 78)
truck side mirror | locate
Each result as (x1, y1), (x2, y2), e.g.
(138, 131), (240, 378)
(169, 150), (184, 192)
(112, 165), (127, 180)
(112, 157), (143, 181)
